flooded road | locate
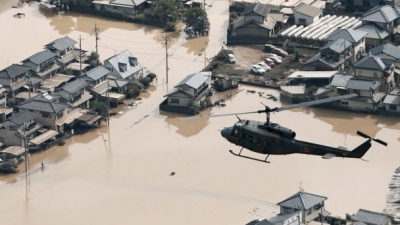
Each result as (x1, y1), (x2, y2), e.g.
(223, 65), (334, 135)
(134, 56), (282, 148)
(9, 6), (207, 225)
(1, 2), (400, 225)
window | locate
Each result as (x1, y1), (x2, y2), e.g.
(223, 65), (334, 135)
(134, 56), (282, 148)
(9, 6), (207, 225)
(41, 112), (51, 118)
(170, 98), (179, 104)
(283, 207), (292, 214)
(389, 104), (397, 110)
(299, 18), (306, 25)
(57, 111), (64, 118)
(118, 63), (127, 72)
(341, 101), (348, 105)
(128, 57), (137, 66)
(374, 72), (379, 78)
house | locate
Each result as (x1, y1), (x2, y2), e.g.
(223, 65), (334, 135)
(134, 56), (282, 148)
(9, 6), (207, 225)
(303, 38), (353, 71)
(338, 0), (386, 12)
(160, 71), (211, 115)
(103, 50), (143, 81)
(354, 54), (396, 92)
(231, 2), (276, 38)
(80, 66), (110, 96)
(359, 4), (400, 35)
(293, 2), (322, 26)
(369, 43), (400, 61)
(0, 64), (32, 97)
(269, 211), (302, 225)
(246, 218), (276, 225)
(280, 85), (306, 103)
(56, 79), (92, 109)
(275, 191), (330, 224)
(383, 93), (400, 112)
(326, 28), (368, 63)
(355, 24), (391, 50)
(39, 74), (74, 93)
(44, 36), (87, 70)
(340, 78), (385, 111)
(348, 209), (393, 225)
(314, 73), (354, 98)
(93, 0), (146, 15)
(22, 50), (60, 79)
(0, 110), (42, 147)
(16, 93), (70, 132)
(108, 77), (128, 94)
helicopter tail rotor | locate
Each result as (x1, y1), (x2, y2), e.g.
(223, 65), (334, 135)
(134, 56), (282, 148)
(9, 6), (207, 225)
(357, 131), (388, 146)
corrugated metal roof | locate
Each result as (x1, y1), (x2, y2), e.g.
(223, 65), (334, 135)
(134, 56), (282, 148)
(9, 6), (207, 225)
(0, 64), (31, 79)
(355, 24), (390, 40)
(288, 70), (337, 79)
(294, 2), (321, 17)
(370, 43), (400, 59)
(85, 66), (110, 81)
(281, 85), (305, 94)
(352, 209), (391, 225)
(321, 38), (352, 53)
(383, 94), (400, 105)
(355, 55), (386, 70)
(103, 49), (142, 79)
(361, 5), (400, 23)
(242, 2), (270, 17)
(345, 78), (381, 91)
(327, 29), (368, 43)
(44, 36), (77, 52)
(330, 74), (353, 87)
(277, 191), (327, 210)
(176, 71), (210, 89)
(23, 50), (57, 65)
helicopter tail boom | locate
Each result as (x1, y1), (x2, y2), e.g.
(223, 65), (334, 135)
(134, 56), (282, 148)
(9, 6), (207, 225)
(350, 139), (372, 158)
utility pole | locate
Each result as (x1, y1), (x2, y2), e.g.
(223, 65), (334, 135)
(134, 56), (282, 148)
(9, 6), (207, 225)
(203, 0), (206, 36)
(94, 23), (100, 55)
(165, 34), (169, 84)
(79, 35), (82, 75)
(107, 80), (110, 126)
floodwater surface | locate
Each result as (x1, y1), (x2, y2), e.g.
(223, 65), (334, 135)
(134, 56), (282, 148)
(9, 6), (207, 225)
(0, 2), (400, 225)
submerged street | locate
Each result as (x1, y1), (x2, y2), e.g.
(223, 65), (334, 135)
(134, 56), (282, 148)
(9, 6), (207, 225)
(0, 2), (400, 225)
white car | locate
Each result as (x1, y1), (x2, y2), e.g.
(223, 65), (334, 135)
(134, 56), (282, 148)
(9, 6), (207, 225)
(267, 53), (282, 59)
(257, 62), (271, 71)
(250, 65), (266, 75)
(227, 54), (236, 63)
(268, 55), (282, 64)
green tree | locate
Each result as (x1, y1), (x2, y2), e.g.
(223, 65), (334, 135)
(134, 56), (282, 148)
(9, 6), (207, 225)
(87, 51), (100, 67)
(146, 73), (157, 81)
(154, 0), (179, 28)
(184, 7), (209, 36)
(90, 98), (108, 116)
(127, 81), (143, 98)
(138, 77), (152, 88)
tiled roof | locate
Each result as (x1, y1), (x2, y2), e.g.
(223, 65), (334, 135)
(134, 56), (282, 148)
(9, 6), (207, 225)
(327, 29), (368, 43)
(370, 43), (400, 59)
(330, 74), (353, 87)
(60, 79), (88, 94)
(242, 2), (270, 17)
(383, 94), (400, 105)
(44, 36), (77, 51)
(355, 55), (386, 70)
(294, 2), (321, 18)
(361, 5), (400, 23)
(351, 209), (391, 225)
(22, 50), (57, 65)
(355, 24), (390, 40)
(345, 79), (381, 91)
(108, 79), (128, 88)
(176, 71), (210, 89)
(8, 110), (34, 126)
(321, 38), (352, 53)
(18, 93), (69, 113)
(269, 211), (300, 223)
(85, 66), (110, 81)
(277, 191), (327, 210)
(0, 64), (31, 79)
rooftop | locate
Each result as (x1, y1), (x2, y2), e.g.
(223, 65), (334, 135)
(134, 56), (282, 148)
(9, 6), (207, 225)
(277, 191), (327, 210)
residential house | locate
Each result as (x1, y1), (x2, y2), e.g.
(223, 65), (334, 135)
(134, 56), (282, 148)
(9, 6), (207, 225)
(348, 209), (393, 225)
(355, 24), (391, 50)
(246, 218), (276, 225)
(293, 2), (322, 26)
(103, 50), (143, 81)
(231, 2), (276, 38)
(369, 43), (400, 61)
(359, 4), (400, 36)
(314, 73), (354, 98)
(80, 66), (110, 96)
(108, 77), (128, 94)
(341, 78), (385, 111)
(16, 93), (70, 132)
(280, 85), (305, 103)
(160, 71), (211, 115)
(39, 74), (74, 93)
(275, 191), (330, 224)
(56, 79), (92, 109)
(269, 211), (302, 225)
(44, 36), (87, 71)
(303, 38), (353, 71)
(338, 0), (388, 12)
(22, 50), (59, 79)
(0, 64), (32, 97)
(0, 110), (42, 147)
(93, 0), (146, 15)
(383, 93), (400, 112)
(326, 28), (368, 63)
(354, 54), (396, 92)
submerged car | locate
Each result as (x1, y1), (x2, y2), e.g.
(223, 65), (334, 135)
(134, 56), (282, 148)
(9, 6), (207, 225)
(250, 65), (266, 75)
(227, 54), (236, 63)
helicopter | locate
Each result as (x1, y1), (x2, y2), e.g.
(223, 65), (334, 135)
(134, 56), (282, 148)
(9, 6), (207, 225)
(180, 93), (387, 163)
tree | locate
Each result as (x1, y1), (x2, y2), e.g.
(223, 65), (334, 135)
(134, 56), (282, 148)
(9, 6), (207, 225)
(87, 51), (100, 67)
(184, 7), (209, 36)
(90, 98), (108, 116)
(146, 73), (157, 81)
(127, 81), (143, 98)
(153, 0), (179, 29)
(138, 77), (151, 88)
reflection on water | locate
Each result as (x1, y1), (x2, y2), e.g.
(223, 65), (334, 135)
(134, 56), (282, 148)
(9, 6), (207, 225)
(162, 109), (211, 137)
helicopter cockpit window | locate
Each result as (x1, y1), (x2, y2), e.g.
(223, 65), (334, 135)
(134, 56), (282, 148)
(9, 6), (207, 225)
(232, 129), (239, 137)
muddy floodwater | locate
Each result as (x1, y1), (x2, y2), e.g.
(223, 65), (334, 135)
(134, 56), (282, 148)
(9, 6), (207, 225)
(1, 2), (400, 225)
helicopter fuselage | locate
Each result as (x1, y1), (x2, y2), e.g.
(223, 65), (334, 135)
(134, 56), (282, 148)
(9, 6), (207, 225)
(220, 119), (372, 159)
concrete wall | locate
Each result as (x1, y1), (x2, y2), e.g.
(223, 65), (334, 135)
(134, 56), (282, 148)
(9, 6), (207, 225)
(294, 12), (320, 26)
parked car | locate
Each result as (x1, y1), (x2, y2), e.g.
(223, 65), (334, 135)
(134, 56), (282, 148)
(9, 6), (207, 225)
(272, 48), (288, 57)
(257, 62), (271, 71)
(268, 55), (282, 64)
(264, 58), (275, 68)
(227, 54), (236, 63)
(267, 53), (282, 59)
(250, 65), (266, 75)
(264, 44), (277, 52)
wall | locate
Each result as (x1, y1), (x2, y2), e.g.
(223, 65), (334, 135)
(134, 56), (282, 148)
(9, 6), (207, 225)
(243, 13), (263, 24)
(294, 12), (319, 26)
(0, 130), (22, 146)
(341, 99), (374, 111)
(235, 23), (271, 37)
(22, 61), (39, 72)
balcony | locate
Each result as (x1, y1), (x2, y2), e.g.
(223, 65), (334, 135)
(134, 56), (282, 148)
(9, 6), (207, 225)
(26, 121), (37, 131)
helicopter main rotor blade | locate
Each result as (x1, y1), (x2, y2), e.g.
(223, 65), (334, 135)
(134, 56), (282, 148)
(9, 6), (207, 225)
(275, 93), (358, 112)
(179, 110), (261, 121)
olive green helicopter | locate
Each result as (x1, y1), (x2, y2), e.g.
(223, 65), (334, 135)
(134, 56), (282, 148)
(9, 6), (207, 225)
(180, 93), (387, 163)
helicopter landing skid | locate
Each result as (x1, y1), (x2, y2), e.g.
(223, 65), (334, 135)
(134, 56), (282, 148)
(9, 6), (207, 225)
(229, 150), (270, 163)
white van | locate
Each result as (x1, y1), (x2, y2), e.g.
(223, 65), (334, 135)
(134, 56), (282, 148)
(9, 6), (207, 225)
(227, 54), (236, 63)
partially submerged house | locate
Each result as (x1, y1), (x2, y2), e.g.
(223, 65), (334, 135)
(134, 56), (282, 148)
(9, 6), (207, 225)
(0, 64), (32, 97)
(293, 2), (322, 26)
(22, 50), (59, 79)
(93, 0), (146, 15)
(103, 50), (143, 81)
(56, 79), (92, 109)
(326, 28), (368, 63)
(348, 209), (393, 225)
